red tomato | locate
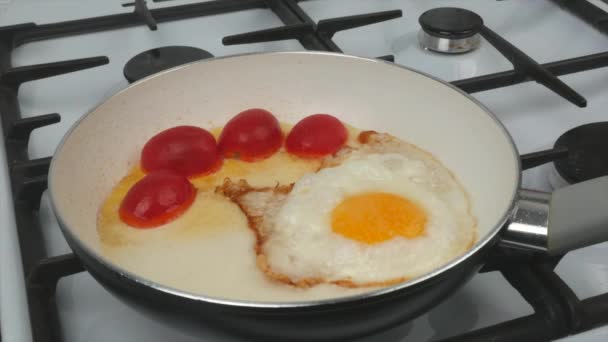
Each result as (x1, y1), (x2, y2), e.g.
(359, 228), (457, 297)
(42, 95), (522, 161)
(285, 114), (348, 158)
(218, 108), (283, 162)
(119, 171), (196, 228)
(141, 126), (221, 178)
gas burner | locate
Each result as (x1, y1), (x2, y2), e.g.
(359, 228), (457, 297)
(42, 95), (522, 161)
(418, 7), (483, 54)
(550, 122), (608, 188)
(123, 46), (213, 83)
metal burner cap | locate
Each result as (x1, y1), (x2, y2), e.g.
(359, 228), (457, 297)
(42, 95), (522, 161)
(553, 122), (608, 185)
(124, 46), (213, 83)
(418, 7), (483, 54)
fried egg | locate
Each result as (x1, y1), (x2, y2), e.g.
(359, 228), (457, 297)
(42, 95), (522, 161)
(96, 123), (374, 301)
(220, 132), (476, 287)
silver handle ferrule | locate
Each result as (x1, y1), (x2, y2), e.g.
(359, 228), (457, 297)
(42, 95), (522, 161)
(500, 189), (550, 252)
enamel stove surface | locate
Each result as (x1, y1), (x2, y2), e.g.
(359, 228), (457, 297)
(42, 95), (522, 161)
(1, 1), (608, 341)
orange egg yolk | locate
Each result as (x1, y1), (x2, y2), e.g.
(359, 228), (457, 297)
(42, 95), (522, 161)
(331, 192), (427, 244)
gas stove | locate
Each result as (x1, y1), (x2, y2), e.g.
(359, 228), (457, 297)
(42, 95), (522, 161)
(1, 1), (608, 341)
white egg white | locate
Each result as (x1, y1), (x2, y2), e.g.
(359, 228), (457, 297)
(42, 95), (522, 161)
(264, 152), (476, 286)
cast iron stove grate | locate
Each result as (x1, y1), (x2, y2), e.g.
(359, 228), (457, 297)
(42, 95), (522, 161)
(1, 1), (608, 341)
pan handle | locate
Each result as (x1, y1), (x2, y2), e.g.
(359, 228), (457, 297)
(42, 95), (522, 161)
(501, 176), (608, 255)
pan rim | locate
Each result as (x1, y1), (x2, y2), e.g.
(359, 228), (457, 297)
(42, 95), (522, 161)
(48, 51), (521, 310)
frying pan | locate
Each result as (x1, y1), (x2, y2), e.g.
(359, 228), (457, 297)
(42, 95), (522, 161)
(48, 52), (608, 341)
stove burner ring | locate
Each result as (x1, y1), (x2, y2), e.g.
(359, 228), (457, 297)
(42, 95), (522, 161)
(418, 7), (483, 54)
(552, 122), (608, 187)
(124, 46), (213, 83)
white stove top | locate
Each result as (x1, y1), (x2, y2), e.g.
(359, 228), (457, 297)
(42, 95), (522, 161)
(1, 1), (608, 341)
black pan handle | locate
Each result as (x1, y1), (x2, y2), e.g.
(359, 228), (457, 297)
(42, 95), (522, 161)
(520, 146), (569, 170)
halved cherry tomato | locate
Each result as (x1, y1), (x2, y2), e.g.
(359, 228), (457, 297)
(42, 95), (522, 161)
(286, 114), (348, 158)
(141, 126), (221, 178)
(119, 171), (196, 228)
(218, 108), (283, 162)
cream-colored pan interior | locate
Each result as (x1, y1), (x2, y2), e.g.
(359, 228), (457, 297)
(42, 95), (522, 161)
(49, 52), (520, 300)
